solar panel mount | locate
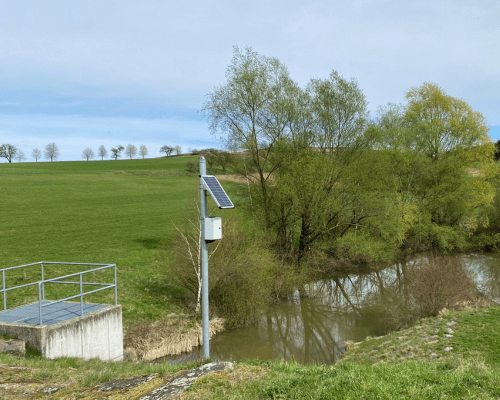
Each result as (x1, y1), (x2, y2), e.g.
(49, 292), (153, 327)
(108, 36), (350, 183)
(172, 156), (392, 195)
(201, 175), (235, 209)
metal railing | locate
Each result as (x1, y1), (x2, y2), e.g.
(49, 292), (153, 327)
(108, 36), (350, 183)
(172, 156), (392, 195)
(0, 262), (117, 326)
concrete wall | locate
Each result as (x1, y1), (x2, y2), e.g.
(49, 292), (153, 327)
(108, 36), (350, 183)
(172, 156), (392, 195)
(0, 304), (123, 361)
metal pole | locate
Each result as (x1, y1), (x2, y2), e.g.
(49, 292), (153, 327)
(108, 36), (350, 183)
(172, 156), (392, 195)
(79, 273), (84, 317)
(2, 270), (6, 311)
(41, 263), (45, 301)
(114, 264), (118, 306)
(38, 282), (43, 326)
(200, 156), (210, 359)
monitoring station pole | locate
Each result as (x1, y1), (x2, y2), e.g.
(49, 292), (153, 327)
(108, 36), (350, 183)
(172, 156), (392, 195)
(199, 156), (235, 360)
(199, 156), (210, 359)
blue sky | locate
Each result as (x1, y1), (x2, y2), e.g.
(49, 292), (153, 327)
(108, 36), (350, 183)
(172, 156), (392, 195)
(0, 0), (499, 162)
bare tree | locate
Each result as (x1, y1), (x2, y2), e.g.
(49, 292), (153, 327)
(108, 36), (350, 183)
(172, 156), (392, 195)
(139, 144), (148, 159)
(32, 148), (42, 162)
(97, 145), (108, 161)
(171, 207), (222, 313)
(125, 144), (137, 159)
(160, 145), (174, 157)
(15, 150), (26, 162)
(44, 143), (59, 162)
(82, 147), (95, 161)
(200, 148), (219, 173)
(174, 145), (182, 155)
(0, 144), (17, 163)
(110, 145), (124, 160)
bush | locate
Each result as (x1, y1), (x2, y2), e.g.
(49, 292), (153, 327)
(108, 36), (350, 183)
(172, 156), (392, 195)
(405, 256), (473, 318)
(165, 206), (277, 328)
(209, 237), (274, 327)
(376, 255), (475, 330)
(185, 161), (197, 173)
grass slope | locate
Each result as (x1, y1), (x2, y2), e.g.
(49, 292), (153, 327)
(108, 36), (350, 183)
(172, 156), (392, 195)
(183, 306), (500, 399)
(1, 306), (499, 399)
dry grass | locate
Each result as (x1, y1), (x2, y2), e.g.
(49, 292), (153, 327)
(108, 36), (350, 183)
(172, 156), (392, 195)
(125, 317), (225, 361)
(216, 173), (279, 185)
(215, 174), (252, 184)
(468, 168), (483, 177)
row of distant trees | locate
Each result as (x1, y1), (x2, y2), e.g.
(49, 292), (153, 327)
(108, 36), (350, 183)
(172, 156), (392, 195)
(86, 144), (150, 161)
(0, 143), (60, 163)
(0, 143), (185, 162)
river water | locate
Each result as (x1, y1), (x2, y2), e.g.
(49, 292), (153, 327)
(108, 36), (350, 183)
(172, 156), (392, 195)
(159, 252), (500, 365)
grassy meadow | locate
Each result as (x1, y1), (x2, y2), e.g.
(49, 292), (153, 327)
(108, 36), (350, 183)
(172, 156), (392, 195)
(0, 156), (235, 325)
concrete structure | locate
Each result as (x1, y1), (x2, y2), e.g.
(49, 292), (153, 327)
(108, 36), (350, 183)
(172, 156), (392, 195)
(0, 338), (25, 356)
(0, 302), (123, 361)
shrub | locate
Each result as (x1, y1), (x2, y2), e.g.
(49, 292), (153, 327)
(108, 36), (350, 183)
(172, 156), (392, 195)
(185, 161), (197, 173)
(376, 255), (475, 330)
(164, 204), (276, 328)
(405, 255), (473, 317)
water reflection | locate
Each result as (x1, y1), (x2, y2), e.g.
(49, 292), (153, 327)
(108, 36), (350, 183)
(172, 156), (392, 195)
(463, 254), (500, 303)
(159, 253), (500, 365)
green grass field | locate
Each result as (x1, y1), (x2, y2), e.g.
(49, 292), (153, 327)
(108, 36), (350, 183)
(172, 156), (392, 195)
(1, 157), (500, 398)
(0, 157), (217, 324)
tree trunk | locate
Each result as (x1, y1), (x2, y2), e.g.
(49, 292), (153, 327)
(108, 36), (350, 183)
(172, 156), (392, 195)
(298, 214), (312, 262)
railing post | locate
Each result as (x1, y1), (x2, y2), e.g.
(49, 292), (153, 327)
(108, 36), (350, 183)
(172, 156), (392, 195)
(38, 282), (43, 326)
(79, 273), (84, 317)
(114, 264), (117, 306)
(41, 263), (45, 301)
(2, 270), (6, 311)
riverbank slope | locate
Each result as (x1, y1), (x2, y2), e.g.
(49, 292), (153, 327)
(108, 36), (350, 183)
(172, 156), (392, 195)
(1, 304), (499, 398)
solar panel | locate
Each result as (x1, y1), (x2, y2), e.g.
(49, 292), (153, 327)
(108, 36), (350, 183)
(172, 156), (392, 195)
(201, 175), (235, 209)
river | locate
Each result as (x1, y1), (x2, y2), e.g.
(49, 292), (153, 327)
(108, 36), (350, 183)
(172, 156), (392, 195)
(158, 252), (500, 365)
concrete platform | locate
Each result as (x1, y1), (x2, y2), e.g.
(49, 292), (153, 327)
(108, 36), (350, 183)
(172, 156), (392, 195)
(0, 301), (123, 361)
(0, 301), (108, 326)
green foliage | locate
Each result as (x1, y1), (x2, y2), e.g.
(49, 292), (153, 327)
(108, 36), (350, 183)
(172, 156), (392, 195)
(470, 171), (500, 251)
(110, 144), (124, 160)
(373, 83), (499, 256)
(202, 46), (304, 228)
(404, 82), (491, 162)
(205, 49), (500, 266)
(160, 145), (174, 156)
(209, 234), (275, 327)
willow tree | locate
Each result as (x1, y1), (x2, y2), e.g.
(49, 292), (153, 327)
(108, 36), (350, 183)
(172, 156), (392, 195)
(405, 83), (492, 162)
(268, 71), (378, 262)
(202, 46), (305, 229)
(376, 83), (498, 251)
